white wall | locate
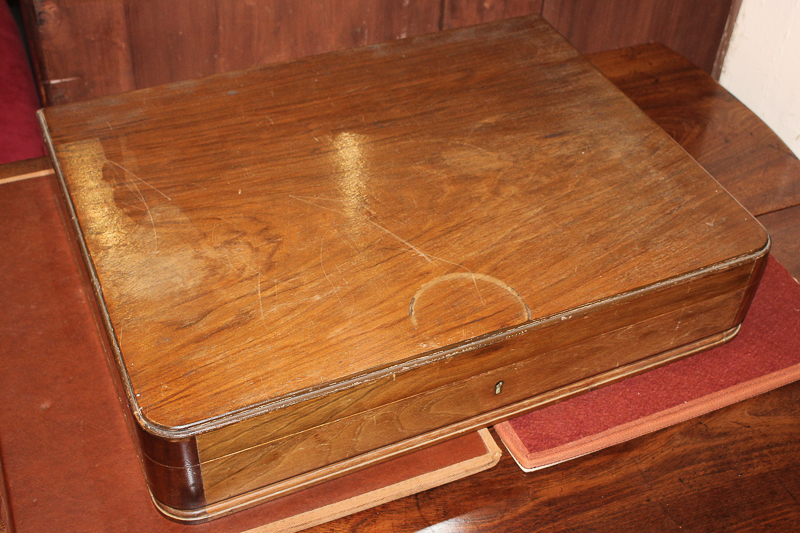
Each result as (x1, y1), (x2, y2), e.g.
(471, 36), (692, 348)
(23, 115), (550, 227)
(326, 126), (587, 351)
(719, 0), (800, 157)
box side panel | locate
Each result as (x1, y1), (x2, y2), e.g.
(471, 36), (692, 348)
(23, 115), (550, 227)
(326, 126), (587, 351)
(733, 249), (770, 325)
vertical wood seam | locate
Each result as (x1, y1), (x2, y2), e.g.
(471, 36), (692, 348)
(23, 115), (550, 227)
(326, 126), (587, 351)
(712, 0), (743, 80)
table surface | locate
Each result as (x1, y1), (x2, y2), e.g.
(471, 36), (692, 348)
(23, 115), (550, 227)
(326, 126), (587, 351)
(1, 43), (800, 532)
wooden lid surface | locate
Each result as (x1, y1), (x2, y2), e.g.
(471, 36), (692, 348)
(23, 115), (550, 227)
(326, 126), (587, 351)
(40, 16), (768, 434)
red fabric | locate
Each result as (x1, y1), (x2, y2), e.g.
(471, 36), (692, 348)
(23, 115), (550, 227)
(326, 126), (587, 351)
(497, 256), (800, 470)
(0, 0), (45, 164)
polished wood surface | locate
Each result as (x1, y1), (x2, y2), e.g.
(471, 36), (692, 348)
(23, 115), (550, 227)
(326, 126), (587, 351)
(320, 383), (800, 532)
(40, 16), (767, 517)
(22, 0), (737, 104)
(589, 43), (800, 217)
(0, 165), (498, 532)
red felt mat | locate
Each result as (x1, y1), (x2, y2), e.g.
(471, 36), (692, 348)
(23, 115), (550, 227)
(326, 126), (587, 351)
(496, 256), (800, 471)
(0, 0), (45, 165)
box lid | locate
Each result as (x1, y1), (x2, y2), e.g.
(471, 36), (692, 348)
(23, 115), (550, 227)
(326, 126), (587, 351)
(39, 16), (768, 436)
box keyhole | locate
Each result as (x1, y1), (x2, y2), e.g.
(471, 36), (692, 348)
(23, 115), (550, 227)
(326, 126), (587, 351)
(495, 381), (504, 395)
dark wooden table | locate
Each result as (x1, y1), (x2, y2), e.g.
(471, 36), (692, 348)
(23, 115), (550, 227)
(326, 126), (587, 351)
(1, 43), (799, 532)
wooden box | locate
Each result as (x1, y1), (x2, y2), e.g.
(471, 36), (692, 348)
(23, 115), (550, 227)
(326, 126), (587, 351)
(38, 16), (769, 522)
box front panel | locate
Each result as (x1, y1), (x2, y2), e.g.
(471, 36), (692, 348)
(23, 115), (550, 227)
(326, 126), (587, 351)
(197, 277), (751, 504)
(196, 258), (757, 462)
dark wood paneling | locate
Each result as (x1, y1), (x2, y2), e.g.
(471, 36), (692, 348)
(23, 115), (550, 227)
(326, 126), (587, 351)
(213, 0), (441, 74)
(711, 0), (742, 79)
(442, 0), (543, 29)
(125, 0), (220, 89)
(125, 0), (441, 89)
(24, 0), (443, 103)
(23, 0), (134, 105)
(542, 0), (734, 74)
(23, 0), (738, 104)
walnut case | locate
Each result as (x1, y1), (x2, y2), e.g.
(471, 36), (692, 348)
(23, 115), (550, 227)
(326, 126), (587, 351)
(38, 16), (769, 522)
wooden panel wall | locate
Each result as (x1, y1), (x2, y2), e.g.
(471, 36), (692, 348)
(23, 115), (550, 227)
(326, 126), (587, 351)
(442, 0), (543, 29)
(123, 0), (442, 89)
(21, 0), (135, 104)
(542, 0), (736, 75)
(23, 0), (735, 106)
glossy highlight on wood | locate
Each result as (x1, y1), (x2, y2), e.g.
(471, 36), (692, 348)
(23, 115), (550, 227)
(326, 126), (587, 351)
(39, 16), (768, 519)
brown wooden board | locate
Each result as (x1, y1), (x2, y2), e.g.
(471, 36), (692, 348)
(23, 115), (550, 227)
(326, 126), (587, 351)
(38, 16), (768, 520)
(22, 1), (737, 105)
(22, 0), (442, 105)
(20, 0), (135, 106)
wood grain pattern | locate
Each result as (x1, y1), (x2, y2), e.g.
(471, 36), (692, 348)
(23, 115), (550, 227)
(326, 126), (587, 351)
(711, 0), (742, 79)
(442, 0), (543, 29)
(197, 259), (756, 462)
(588, 43), (800, 217)
(23, 0), (442, 104)
(199, 290), (745, 506)
(21, 0), (134, 105)
(250, 429), (501, 533)
(310, 45), (800, 532)
(542, 0), (734, 75)
(211, 0), (442, 74)
(1, 41), (797, 531)
(40, 17), (767, 517)
(123, 0), (220, 90)
(41, 16), (766, 433)
(22, 0), (738, 105)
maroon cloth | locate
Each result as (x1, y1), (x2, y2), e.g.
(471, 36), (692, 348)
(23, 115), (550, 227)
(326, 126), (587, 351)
(496, 256), (800, 470)
(0, 0), (45, 164)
